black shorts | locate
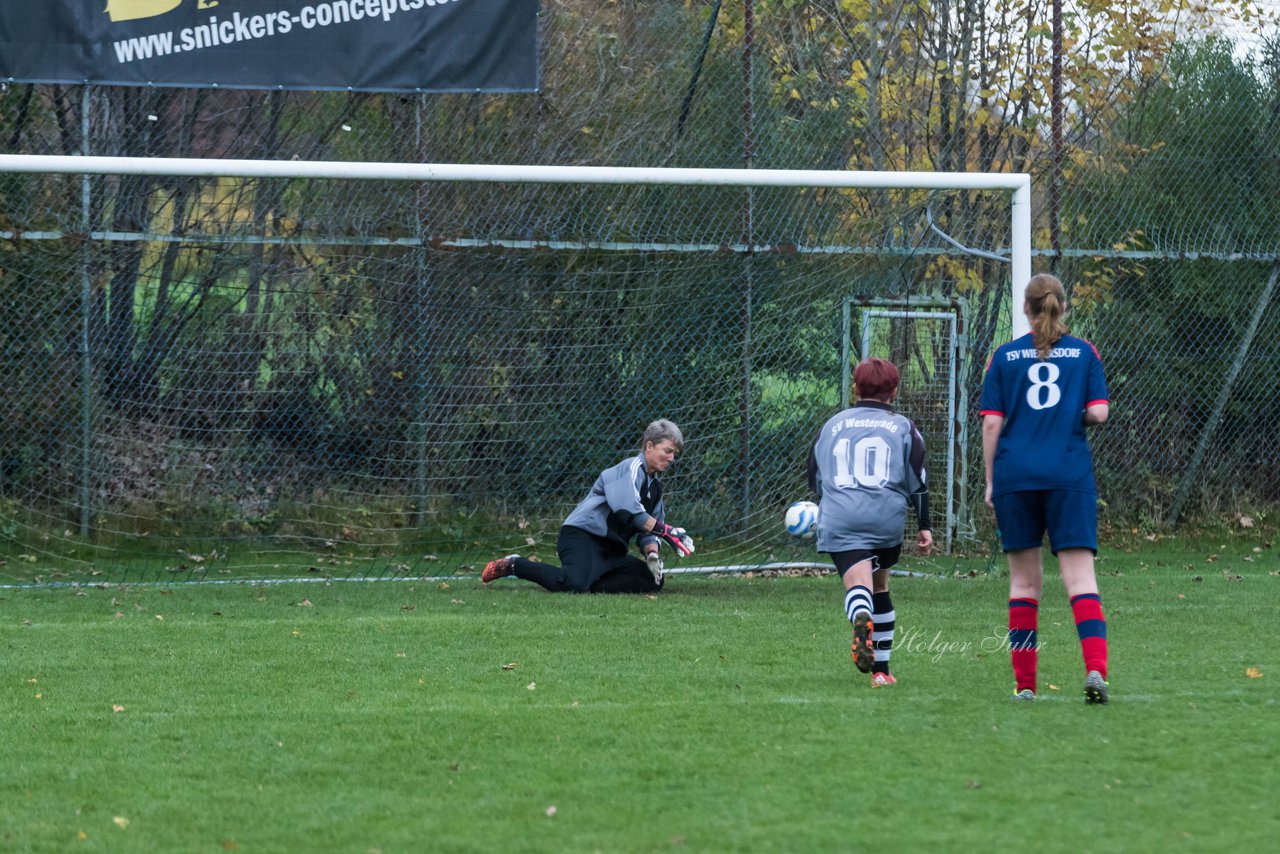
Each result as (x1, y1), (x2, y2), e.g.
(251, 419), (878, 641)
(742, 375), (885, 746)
(828, 545), (902, 577)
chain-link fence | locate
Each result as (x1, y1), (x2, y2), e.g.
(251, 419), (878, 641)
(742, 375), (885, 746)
(1, 0), (1278, 580)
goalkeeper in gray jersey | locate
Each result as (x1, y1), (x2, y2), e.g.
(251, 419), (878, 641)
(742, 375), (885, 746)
(481, 419), (693, 593)
(808, 358), (933, 686)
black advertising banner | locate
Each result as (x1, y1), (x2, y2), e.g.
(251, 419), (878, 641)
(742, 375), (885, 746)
(0, 0), (538, 93)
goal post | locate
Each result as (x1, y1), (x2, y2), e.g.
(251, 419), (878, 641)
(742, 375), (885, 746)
(0, 153), (1030, 582)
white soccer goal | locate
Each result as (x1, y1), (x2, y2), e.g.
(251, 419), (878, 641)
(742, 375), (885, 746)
(0, 153), (1031, 311)
(0, 153), (1029, 582)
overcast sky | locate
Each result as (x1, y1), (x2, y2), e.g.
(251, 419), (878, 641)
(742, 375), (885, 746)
(1204, 0), (1278, 61)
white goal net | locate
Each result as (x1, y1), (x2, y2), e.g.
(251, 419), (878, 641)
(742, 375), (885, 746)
(0, 154), (1028, 582)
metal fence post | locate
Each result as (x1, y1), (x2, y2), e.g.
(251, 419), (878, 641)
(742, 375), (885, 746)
(79, 85), (92, 537)
(1168, 262), (1280, 525)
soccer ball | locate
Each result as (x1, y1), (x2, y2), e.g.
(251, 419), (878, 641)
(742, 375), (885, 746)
(784, 500), (819, 540)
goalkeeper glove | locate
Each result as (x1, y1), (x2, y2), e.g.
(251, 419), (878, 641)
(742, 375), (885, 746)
(645, 552), (664, 584)
(652, 522), (694, 557)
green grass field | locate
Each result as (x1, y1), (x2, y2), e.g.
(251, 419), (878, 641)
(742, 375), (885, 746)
(2, 535), (1277, 852)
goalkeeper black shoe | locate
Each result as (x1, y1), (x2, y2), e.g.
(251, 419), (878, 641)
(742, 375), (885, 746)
(482, 555), (519, 583)
(1084, 670), (1109, 705)
(851, 613), (875, 673)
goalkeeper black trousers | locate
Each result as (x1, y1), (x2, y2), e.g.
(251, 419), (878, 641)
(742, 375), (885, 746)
(511, 525), (663, 594)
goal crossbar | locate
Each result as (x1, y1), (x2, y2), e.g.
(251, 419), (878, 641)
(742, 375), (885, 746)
(0, 153), (1034, 335)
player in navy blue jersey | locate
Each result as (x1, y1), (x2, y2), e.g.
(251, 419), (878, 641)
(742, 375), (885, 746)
(808, 358), (933, 687)
(481, 419), (693, 594)
(980, 274), (1111, 704)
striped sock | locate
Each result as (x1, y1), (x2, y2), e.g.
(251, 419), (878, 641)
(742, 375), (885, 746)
(1009, 598), (1039, 693)
(844, 585), (872, 625)
(1070, 593), (1108, 679)
(871, 591), (895, 675)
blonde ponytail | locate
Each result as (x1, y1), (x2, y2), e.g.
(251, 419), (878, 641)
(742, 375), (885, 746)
(1025, 274), (1068, 359)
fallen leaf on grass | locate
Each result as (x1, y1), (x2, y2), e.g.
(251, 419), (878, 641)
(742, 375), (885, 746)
(112, 705), (125, 713)
(1246, 667), (1263, 678)
(526, 682), (536, 691)
(1047, 684), (1060, 691)
(112, 816), (129, 829)
(295, 599), (313, 607)
(501, 662), (518, 670)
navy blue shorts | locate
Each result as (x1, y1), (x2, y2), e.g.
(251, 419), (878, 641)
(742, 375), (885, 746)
(993, 490), (1097, 554)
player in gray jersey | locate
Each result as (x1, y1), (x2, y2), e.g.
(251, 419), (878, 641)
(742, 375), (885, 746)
(481, 419), (693, 593)
(807, 358), (932, 686)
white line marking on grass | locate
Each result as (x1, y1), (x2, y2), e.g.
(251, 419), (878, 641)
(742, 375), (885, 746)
(0, 563), (942, 590)
(1001, 689), (1250, 703)
(1113, 690), (1247, 701)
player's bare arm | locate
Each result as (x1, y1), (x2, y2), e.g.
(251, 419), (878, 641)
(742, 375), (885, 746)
(1083, 402), (1109, 427)
(981, 413), (1004, 507)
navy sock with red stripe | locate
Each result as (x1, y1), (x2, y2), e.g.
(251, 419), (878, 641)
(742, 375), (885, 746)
(1070, 593), (1108, 678)
(1008, 598), (1039, 693)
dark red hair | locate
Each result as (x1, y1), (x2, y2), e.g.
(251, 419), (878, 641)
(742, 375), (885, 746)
(853, 357), (900, 401)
